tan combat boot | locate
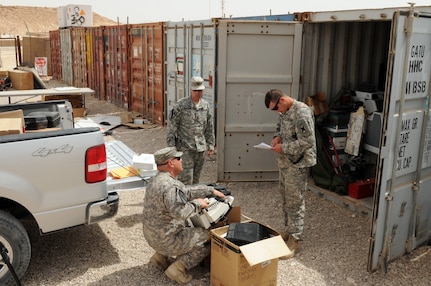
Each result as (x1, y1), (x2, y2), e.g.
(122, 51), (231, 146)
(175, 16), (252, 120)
(149, 252), (169, 271)
(279, 235), (299, 260)
(164, 260), (192, 285)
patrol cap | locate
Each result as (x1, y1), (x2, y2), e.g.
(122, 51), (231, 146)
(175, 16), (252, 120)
(190, 76), (205, 91)
(154, 147), (183, 165)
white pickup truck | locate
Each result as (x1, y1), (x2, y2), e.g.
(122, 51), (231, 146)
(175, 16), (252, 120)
(0, 99), (144, 286)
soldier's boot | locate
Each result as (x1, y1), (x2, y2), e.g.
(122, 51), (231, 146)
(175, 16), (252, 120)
(149, 252), (169, 271)
(279, 235), (299, 260)
(164, 260), (192, 285)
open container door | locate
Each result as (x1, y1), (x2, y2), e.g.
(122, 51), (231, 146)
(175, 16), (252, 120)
(368, 6), (431, 272)
(216, 20), (302, 181)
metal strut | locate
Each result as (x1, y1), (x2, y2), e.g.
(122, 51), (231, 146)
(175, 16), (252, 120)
(0, 241), (22, 286)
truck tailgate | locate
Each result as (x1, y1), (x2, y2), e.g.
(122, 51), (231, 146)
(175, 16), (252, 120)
(105, 140), (149, 192)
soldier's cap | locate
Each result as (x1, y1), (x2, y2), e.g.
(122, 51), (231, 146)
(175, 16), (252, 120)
(190, 76), (205, 91)
(154, 147), (183, 165)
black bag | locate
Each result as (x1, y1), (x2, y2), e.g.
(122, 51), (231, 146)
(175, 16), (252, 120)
(311, 126), (348, 195)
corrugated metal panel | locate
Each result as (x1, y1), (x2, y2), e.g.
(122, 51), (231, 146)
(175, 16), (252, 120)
(92, 27), (106, 100)
(296, 7), (431, 109)
(165, 19), (217, 124)
(70, 27), (88, 87)
(60, 28), (73, 86)
(129, 22), (165, 125)
(298, 6), (431, 22)
(85, 27), (105, 100)
(299, 20), (391, 103)
(85, 28), (95, 92)
(49, 30), (61, 79)
(103, 25), (130, 109)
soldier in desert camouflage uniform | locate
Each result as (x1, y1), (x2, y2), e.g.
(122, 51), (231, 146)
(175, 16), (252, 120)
(167, 76), (215, 185)
(265, 89), (317, 259)
(143, 147), (225, 285)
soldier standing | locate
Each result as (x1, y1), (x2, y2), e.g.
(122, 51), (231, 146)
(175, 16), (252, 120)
(167, 76), (215, 185)
(264, 89), (317, 259)
(143, 147), (225, 284)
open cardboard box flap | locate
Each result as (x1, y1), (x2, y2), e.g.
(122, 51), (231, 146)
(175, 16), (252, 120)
(239, 234), (289, 266)
(211, 219), (290, 266)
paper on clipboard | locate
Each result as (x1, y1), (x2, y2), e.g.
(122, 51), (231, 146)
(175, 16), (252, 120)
(254, 142), (272, 150)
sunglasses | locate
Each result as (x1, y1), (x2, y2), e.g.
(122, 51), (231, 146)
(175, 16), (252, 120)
(271, 97), (281, 111)
(158, 157), (181, 166)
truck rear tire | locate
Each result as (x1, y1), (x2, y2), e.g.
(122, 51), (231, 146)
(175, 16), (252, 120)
(0, 210), (31, 286)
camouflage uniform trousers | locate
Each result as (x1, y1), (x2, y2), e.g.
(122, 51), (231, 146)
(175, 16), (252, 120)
(146, 226), (211, 270)
(279, 166), (309, 241)
(177, 149), (205, 185)
(169, 227), (210, 269)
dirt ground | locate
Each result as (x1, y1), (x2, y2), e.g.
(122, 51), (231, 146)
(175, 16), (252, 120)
(1, 89), (430, 285)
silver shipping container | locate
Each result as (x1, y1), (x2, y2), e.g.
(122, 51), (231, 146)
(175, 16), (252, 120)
(165, 19), (217, 123)
(216, 5), (431, 272)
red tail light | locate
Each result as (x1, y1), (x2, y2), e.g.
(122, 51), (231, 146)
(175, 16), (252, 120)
(85, 144), (107, 183)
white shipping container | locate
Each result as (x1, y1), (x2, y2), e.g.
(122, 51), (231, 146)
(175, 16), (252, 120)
(57, 5), (93, 28)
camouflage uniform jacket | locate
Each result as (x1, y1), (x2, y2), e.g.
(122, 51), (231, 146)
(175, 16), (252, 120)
(142, 171), (214, 248)
(167, 97), (215, 152)
(274, 99), (317, 169)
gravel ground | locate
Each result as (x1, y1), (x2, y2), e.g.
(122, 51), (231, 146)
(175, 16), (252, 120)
(9, 92), (431, 286)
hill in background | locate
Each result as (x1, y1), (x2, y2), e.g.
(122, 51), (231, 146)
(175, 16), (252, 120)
(0, 5), (119, 38)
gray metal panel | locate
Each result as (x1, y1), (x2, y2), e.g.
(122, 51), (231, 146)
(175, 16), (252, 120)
(368, 10), (431, 272)
(217, 20), (302, 181)
(165, 19), (217, 122)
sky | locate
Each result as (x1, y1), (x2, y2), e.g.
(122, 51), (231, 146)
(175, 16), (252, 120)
(1, 0), (431, 24)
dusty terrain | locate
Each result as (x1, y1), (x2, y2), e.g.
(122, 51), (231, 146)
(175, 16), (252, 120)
(1, 6), (431, 285)
(6, 93), (427, 286)
(0, 5), (118, 37)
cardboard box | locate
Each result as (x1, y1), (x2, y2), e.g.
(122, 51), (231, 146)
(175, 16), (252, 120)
(348, 178), (375, 199)
(0, 118), (24, 135)
(44, 94), (83, 109)
(0, 109), (25, 133)
(133, 153), (157, 177)
(72, 107), (87, 118)
(305, 92), (329, 115)
(8, 70), (34, 90)
(210, 221), (289, 286)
